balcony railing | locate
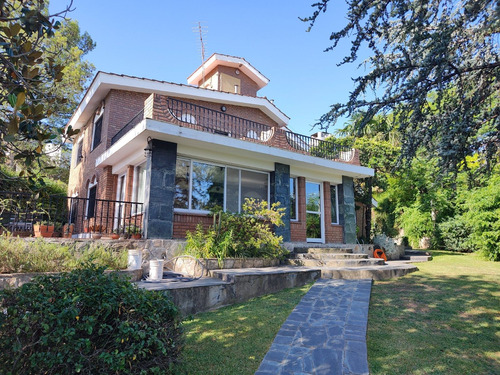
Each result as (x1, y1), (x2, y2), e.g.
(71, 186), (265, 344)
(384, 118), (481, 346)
(284, 131), (355, 162)
(111, 109), (145, 145)
(0, 191), (143, 237)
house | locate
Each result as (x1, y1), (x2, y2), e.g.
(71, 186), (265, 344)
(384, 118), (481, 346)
(66, 53), (374, 243)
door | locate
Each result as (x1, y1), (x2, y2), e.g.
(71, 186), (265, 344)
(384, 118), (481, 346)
(306, 181), (324, 242)
(114, 175), (126, 230)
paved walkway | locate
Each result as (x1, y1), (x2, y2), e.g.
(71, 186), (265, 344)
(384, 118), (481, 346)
(255, 279), (372, 375)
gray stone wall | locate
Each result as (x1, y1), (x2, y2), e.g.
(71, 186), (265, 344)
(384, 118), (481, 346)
(143, 140), (177, 239)
(271, 163), (291, 242)
(341, 176), (357, 244)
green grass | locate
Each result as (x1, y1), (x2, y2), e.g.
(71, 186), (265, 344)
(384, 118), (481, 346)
(177, 251), (499, 375)
(367, 250), (500, 375)
(176, 283), (313, 375)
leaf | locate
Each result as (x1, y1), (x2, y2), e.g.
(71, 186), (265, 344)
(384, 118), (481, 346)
(11, 24), (21, 37)
(7, 94), (16, 108)
(16, 92), (26, 108)
(8, 118), (19, 135)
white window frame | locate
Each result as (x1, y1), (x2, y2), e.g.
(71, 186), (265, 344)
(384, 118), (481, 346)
(330, 184), (339, 225)
(114, 174), (127, 229)
(131, 162), (146, 215)
(174, 157), (270, 214)
(290, 177), (298, 222)
(91, 114), (103, 151)
(86, 180), (97, 219)
(305, 180), (325, 243)
(74, 137), (83, 167)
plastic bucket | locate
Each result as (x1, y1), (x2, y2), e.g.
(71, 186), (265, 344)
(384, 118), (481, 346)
(127, 249), (143, 270)
(149, 259), (164, 281)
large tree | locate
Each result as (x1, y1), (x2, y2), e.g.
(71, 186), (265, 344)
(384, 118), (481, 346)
(304, 0), (499, 174)
(0, 0), (92, 184)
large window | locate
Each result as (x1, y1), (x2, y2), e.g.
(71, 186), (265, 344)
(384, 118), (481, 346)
(330, 184), (339, 224)
(290, 177), (297, 221)
(174, 158), (269, 213)
(132, 162), (147, 214)
(87, 183), (97, 219)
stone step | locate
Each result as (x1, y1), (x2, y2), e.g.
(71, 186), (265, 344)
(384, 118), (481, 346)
(405, 250), (431, 256)
(292, 253), (369, 260)
(320, 263), (418, 281)
(401, 255), (433, 262)
(294, 247), (354, 254)
(286, 258), (385, 268)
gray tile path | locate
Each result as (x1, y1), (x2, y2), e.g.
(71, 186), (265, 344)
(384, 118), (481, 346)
(255, 279), (372, 375)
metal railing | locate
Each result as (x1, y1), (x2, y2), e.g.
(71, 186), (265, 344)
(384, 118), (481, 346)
(166, 97), (275, 141)
(0, 191), (144, 237)
(285, 131), (355, 162)
(111, 109), (145, 145)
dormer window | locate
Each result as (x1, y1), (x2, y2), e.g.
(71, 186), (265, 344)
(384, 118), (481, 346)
(91, 115), (103, 151)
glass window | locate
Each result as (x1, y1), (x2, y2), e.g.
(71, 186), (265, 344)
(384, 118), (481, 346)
(306, 182), (321, 212)
(240, 170), (268, 209)
(174, 159), (190, 209)
(135, 163), (147, 203)
(226, 168), (239, 213)
(191, 162), (225, 211)
(330, 185), (338, 224)
(92, 116), (103, 150)
(87, 185), (97, 218)
(290, 177), (297, 221)
(76, 140), (83, 166)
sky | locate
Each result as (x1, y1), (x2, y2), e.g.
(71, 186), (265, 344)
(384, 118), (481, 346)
(49, 0), (368, 136)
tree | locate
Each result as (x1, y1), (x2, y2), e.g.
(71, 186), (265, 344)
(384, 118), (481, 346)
(303, 0), (499, 174)
(0, 0), (83, 185)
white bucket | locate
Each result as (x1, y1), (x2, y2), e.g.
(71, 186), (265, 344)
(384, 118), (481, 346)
(149, 259), (164, 281)
(127, 249), (143, 270)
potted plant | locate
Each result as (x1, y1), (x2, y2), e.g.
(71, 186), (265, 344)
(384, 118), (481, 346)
(111, 229), (120, 240)
(33, 221), (55, 238)
(90, 224), (105, 239)
(126, 224), (142, 239)
(63, 223), (75, 238)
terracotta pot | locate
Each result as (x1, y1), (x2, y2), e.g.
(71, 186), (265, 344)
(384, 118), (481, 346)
(132, 234), (141, 240)
(91, 233), (102, 239)
(111, 234), (120, 240)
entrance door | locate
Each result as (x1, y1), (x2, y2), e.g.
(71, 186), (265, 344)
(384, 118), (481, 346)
(306, 181), (323, 242)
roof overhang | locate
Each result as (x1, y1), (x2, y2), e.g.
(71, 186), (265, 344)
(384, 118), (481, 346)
(187, 53), (270, 89)
(67, 71), (288, 132)
(96, 119), (374, 181)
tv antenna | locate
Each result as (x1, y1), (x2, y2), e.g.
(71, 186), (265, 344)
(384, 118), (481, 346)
(193, 22), (208, 84)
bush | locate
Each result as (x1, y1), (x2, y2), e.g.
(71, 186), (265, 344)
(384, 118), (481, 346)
(185, 199), (287, 264)
(0, 264), (183, 374)
(438, 217), (475, 253)
(0, 236), (127, 273)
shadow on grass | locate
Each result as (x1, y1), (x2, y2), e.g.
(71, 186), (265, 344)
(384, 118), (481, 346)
(427, 249), (471, 258)
(367, 272), (500, 375)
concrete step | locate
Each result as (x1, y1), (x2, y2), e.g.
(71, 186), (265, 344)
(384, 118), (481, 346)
(292, 253), (368, 260)
(321, 263), (418, 281)
(401, 255), (433, 262)
(294, 247), (354, 254)
(405, 250), (431, 256)
(286, 258), (385, 267)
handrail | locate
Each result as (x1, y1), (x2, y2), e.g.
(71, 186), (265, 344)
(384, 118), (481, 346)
(284, 131), (355, 162)
(111, 109), (145, 145)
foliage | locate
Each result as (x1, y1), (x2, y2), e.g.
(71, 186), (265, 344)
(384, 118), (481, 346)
(0, 164), (67, 194)
(185, 199), (287, 264)
(0, 1), (94, 185)
(0, 236), (127, 273)
(303, 0), (499, 175)
(438, 217), (475, 253)
(0, 264), (183, 374)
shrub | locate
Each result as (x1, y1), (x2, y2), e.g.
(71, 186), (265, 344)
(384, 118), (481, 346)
(0, 264), (183, 374)
(438, 217), (475, 253)
(0, 236), (127, 273)
(185, 199), (287, 263)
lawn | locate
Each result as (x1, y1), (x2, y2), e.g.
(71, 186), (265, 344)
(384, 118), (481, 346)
(367, 251), (500, 375)
(177, 251), (499, 375)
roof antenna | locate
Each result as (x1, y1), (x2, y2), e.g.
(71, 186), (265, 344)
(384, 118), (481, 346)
(193, 22), (208, 85)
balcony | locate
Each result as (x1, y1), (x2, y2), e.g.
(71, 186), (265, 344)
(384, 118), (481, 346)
(112, 95), (358, 164)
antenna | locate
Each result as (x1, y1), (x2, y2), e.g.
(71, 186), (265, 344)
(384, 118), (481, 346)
(193, 22), (208, 85)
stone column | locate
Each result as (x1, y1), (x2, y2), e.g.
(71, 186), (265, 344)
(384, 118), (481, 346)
(340, 176), (356, 244)
(270, 163), (290, 242)
(143, 139), (177, 239)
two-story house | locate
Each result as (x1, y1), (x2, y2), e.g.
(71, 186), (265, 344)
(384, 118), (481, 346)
(66, 53), (373, 243)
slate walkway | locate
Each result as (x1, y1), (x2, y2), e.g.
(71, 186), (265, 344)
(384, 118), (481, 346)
(255, 279), (372, 375)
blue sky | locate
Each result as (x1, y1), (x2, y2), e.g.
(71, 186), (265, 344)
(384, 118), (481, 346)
(50, 0), (367, 135)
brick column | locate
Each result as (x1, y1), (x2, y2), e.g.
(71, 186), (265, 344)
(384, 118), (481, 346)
(143, 140), (177, 239)
(270, 163), (290, 242)
(340, 176), (356, 244)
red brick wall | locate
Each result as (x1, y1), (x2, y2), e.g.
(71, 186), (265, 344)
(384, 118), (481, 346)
(172, 213), (213, 239)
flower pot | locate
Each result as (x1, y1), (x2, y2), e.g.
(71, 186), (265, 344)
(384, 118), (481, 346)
(34, 225), (55, 238)
(127, 249), (143, 270)
(148, 259), (164, 281)
(91, 233), (102, 239)
(111, 233), (120, 239)
(132, 233), (141, 240)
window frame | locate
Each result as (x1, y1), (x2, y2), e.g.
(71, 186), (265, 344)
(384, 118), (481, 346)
(75, 138), (83, 166)
(131, 162), (147, 215)
(290, 177), (298, 221)
(91, 115), (103, 151)
(174, 157), (270, 214)
(86, 181), (97, 219)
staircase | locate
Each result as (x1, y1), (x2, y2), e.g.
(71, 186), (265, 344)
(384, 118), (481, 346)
(286, 246), (418, 280)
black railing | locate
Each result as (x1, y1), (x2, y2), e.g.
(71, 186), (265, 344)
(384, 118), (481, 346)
(285, 131), (355, 162)
(167, 97), (275, 142)
(0, 191), (144, 238)
(111, 109), (145, 145)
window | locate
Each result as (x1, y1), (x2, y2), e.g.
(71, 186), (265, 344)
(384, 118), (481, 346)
(75, 140), (83, 166)
(174, 158), (269, 213)
(330, 184), (339, 224)
(87, 183), (97, 219)
(290, 177), (298, 221)
(132, 162), (147, 214)
(92, 116), (103, 150)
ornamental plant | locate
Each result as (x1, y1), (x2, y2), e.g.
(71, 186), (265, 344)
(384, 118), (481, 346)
(0, 264), (183, 374)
